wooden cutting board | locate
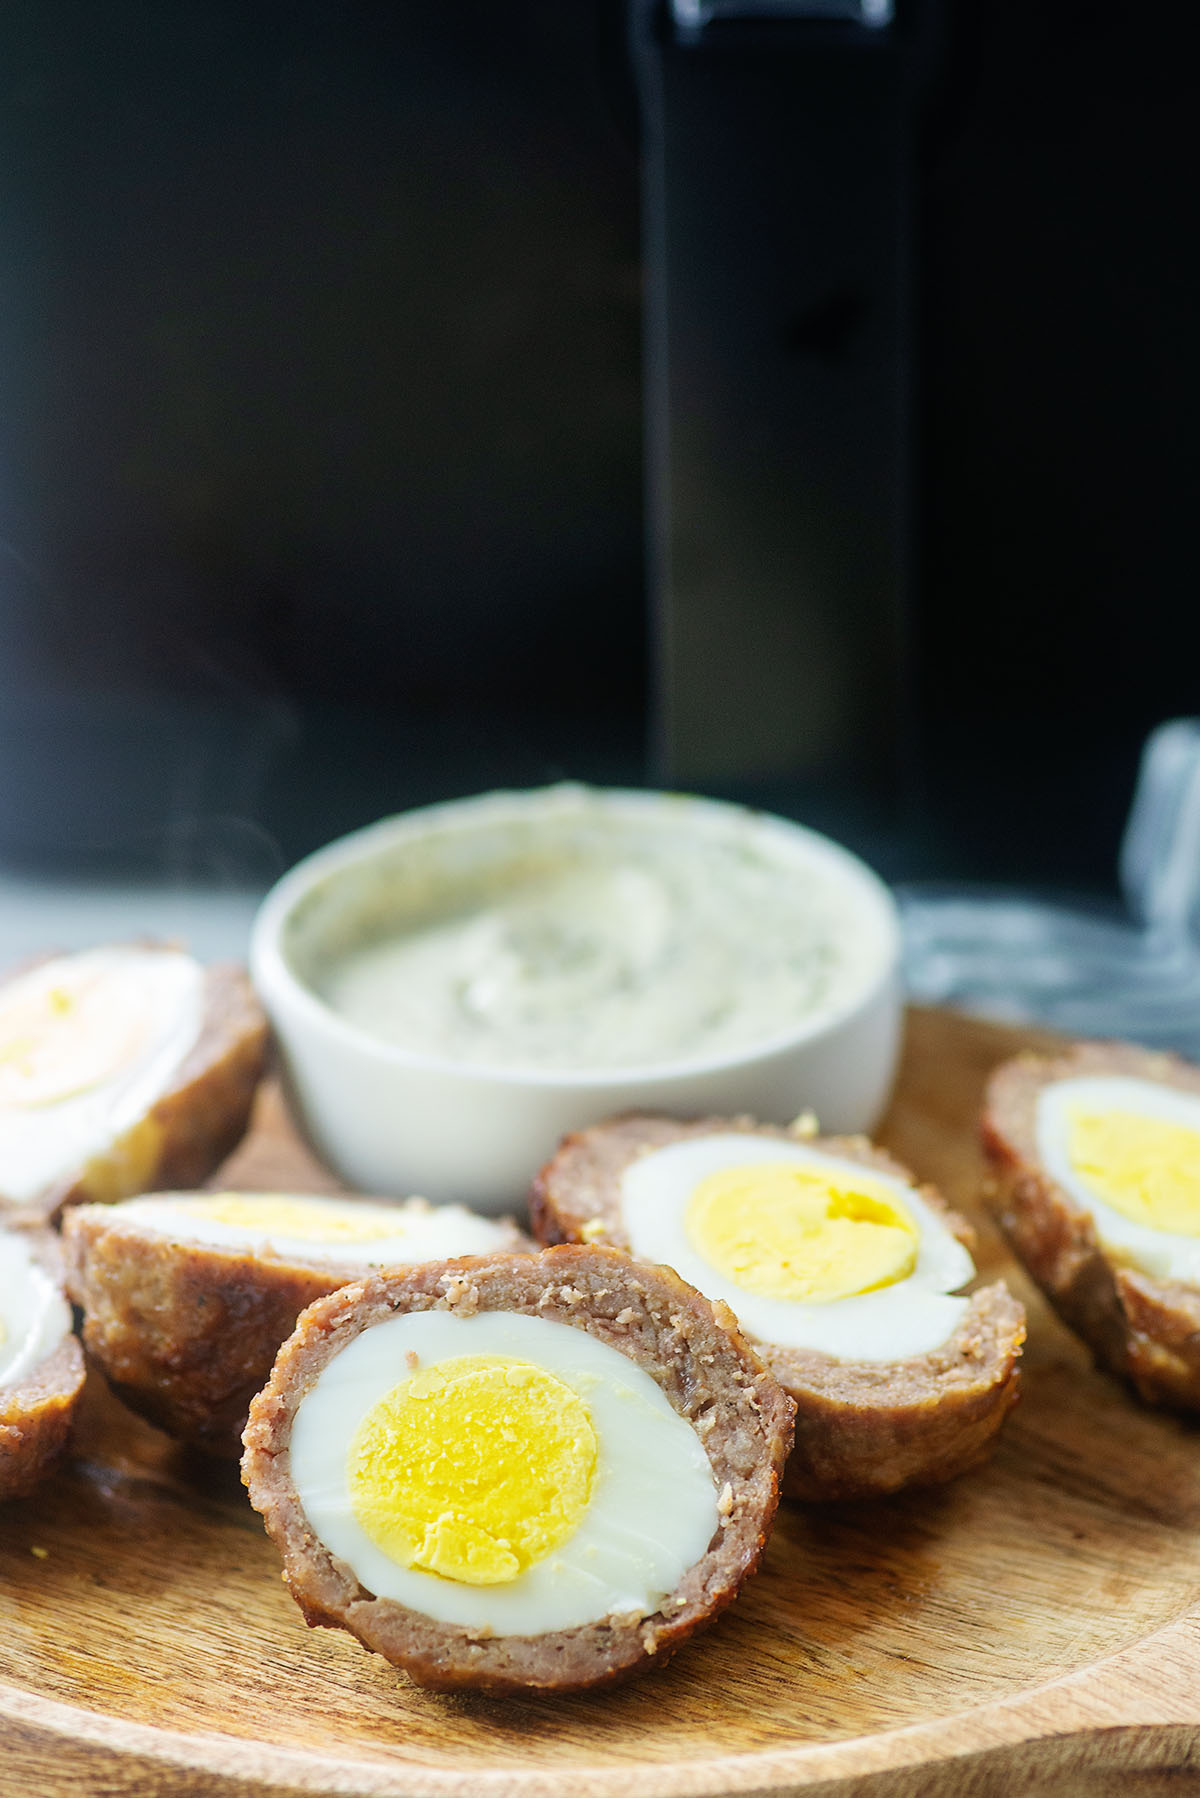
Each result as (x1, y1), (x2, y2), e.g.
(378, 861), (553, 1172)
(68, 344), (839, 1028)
(4, 1008), (1200, 1797)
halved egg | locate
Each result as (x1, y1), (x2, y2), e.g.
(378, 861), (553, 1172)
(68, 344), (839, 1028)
(618, 1132), (975, 1361)
(242, 1245), (794, 1693)
(0, 946), (266, 1220)
(290, 1308), (719, 1635)
(1035, 1075), (1200, 1284)
(532, 1116), (1025, 1501)
(110, 1189), (514, 1268)
(984, 1040), (1200, 1411)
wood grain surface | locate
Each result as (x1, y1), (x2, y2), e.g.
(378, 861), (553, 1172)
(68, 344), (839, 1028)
(4, 1008), (1200, 1797)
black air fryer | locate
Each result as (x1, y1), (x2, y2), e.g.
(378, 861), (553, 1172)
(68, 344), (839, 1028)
(2, 1), (1196, 892)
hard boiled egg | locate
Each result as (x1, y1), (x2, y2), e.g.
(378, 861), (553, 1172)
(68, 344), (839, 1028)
(112, 1190), (513, 1267)
(289, 1308), (720, 1636)
(0, 947), (205, 1207)
(619, 1134), (975, 1361)
(1035, 1074), (1200, 1284)
(0, 1228), (72, 1392)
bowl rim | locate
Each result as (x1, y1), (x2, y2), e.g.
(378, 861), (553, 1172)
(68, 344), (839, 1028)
(250, 784), (902, 1091)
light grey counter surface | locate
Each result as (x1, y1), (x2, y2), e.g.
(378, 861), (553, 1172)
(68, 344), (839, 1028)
(0, 873), (265, 968)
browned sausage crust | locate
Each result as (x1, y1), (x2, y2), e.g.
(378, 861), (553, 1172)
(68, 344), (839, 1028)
(0, 1336), (86, 1501)
(773, 1283), (1024, 1499)
(982, 1039), (1200, 1410)
(62, 1198), (530, 1457)
(2, 954), (268, 1226)
(532, 1115), (1025, 1502)
(242, 1244), (795, 1694)
(1, 1230), (86, 1501)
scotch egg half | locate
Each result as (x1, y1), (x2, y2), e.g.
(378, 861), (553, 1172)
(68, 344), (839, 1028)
(63, 1189), (529, 1456)
(242, 1247), (795, 1692)
(0, 1226), (85, 1501)
(983, 1040), (1200, 1412)
(288, 1307), (720, 1635)
(533, 1117), (1026, 1501)
(0, 945), (266, 1217)
(0, 1228), (72, 1394)
(1035, 1075), (1200, 1283)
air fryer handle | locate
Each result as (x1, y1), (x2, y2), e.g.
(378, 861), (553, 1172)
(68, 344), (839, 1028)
(634, 0), (941, 833)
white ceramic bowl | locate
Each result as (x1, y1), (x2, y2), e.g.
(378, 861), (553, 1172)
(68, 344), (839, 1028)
(251, 786), (903, 1213)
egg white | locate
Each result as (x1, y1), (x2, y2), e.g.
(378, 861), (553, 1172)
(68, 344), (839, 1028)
(289, 1309), (719, 1636)
(114, 1191), (512, 1267)
(1035, 1075), (1200, 1284)
(619, 1134), (975, 1361)
(0, 1230), (72, 1391)
(0, 948), (204, 1204)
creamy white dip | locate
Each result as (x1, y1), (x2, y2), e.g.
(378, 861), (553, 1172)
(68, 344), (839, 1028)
(306, 796), (887, 1073)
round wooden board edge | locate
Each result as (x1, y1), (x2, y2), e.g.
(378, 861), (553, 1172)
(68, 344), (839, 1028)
(4, 1608), (1200, 1798)
(7, 1006), (1200, 1795)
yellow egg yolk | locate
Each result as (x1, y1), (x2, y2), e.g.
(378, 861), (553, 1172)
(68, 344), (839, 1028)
(347, 1354), (597, 1586)
(1068, 1109), (1200, 1235)
(685, 1161), (920, 1303)
(177, 1193), (406, 1244)
(0, 968), (156, 1109)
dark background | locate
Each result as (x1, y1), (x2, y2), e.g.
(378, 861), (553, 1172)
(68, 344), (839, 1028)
(1, 0), (1195, 892)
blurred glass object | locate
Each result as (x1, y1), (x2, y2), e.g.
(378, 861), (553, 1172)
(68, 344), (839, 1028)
(900, 720), (1200, 1056)
(670, 0), (892, 28)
